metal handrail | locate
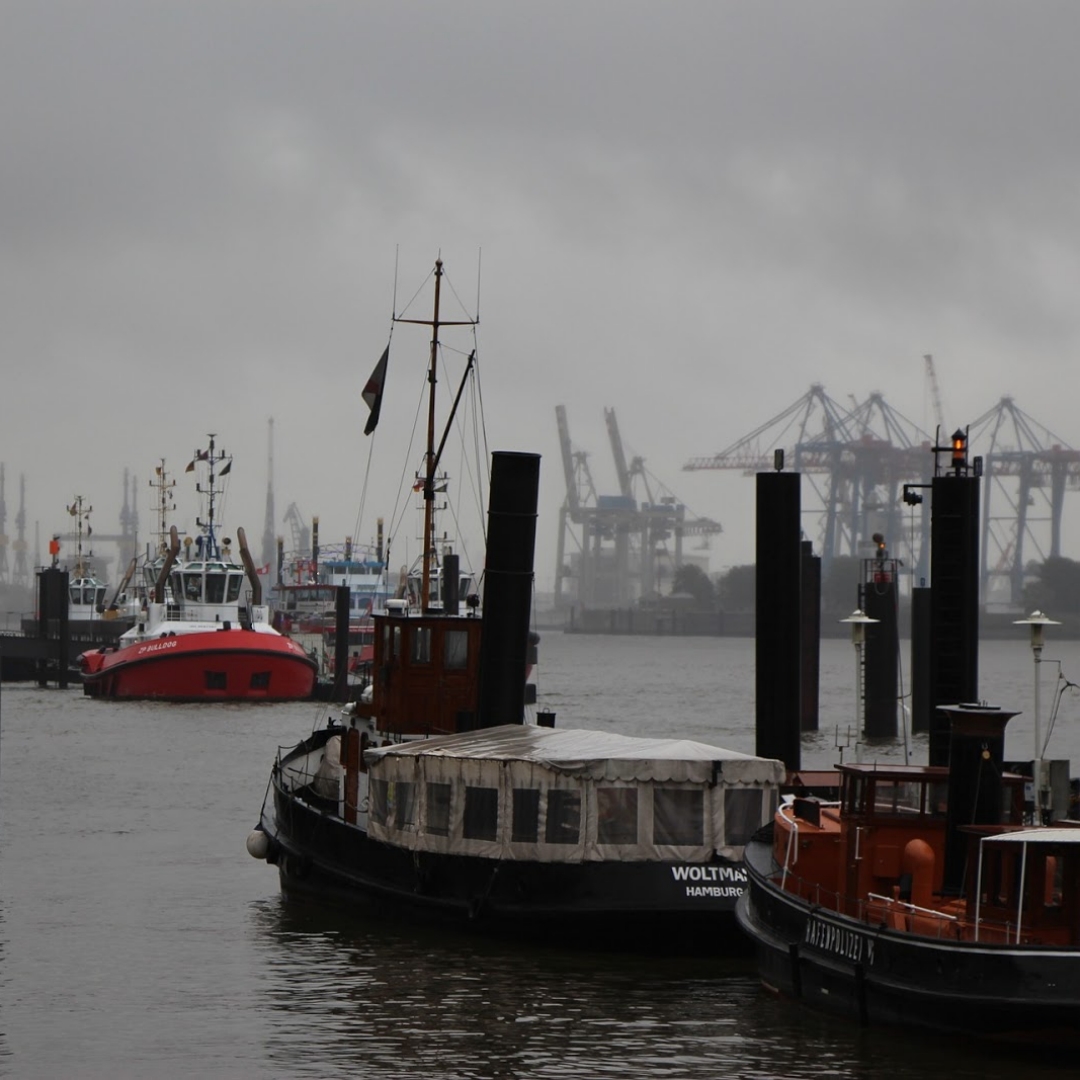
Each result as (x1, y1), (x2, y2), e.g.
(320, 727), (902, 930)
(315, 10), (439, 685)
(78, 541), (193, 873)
(867, 891), (958, 922)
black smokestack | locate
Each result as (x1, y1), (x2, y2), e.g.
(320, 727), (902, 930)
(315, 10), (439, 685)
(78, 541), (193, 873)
(477, 451), (540, 728)
(939, 703), (1018, 894)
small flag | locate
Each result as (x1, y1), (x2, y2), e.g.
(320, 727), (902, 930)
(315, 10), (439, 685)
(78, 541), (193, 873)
(256, 562), (270, 575)
(362, 345), (390, 435)
(219, 460), (232, 477)
(185, 460), (196, 473)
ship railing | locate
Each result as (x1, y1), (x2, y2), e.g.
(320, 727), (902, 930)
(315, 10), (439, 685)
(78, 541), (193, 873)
(865, 891), (960, 937)
(771, 864), (845, 913)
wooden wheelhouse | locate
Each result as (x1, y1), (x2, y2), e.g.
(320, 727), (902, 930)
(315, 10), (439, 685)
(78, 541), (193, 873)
(360, 606), (485, 738)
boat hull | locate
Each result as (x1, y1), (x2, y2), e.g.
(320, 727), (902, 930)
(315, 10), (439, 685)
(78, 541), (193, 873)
(263, 758), (752, 955)
(79, 630), (317, 701)
(737, 831), (1080, 1043)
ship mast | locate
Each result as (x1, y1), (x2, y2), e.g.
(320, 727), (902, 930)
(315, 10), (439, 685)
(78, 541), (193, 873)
(192, 434), (232, 560)
(150, 459), (177, 556)
(66, 494), (92, 577)
(394, 258), (477, 612)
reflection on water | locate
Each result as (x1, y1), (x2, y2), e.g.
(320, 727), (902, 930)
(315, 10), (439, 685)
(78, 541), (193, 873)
(246, 895), (1077, 1080)
(1, 637), (1079, 1077)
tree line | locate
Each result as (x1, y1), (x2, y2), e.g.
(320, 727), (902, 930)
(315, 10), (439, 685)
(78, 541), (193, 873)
(672, 556), (1080, 614)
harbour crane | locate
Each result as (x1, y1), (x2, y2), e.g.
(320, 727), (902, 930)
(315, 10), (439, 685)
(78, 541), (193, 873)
(971, 396), (1080, 605)
(557, 405), (721, 608)
(924, 354), (946, 434)
(685, 383), (933, 578)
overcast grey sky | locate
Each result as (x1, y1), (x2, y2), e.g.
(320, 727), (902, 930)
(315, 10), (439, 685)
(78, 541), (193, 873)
(4, 1), (1080, 590)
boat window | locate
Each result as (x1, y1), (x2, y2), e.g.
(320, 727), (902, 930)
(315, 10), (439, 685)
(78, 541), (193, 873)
(250, 672), (271, 690)
(444, 630), (468, 670)
(725, 788), (761, 847)
(425, 782), (451, 836)
(463, 786), (498, 841)
(391, 626), (402, 659)
(226, 574), (243, 602)
(1044, 853), (1064, 908)
(512, 789), (541, 842)
(872, 780), (922, 816)
(389, 782), (415, 829)
(927, 780), (949, 818)
(370, 779), (388, 826)
(412, 627), (432, 664)
(654, 788), (704, 846)
(597, 787), (638, 845)
(545, 790), (581, 845)
(844, 776), (866, 816)
(205, 573), (226, 604)
(205, 671), (227, 690)
(184, 573), (202, 601)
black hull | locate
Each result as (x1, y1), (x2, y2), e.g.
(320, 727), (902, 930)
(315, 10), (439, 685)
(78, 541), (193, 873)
(264, 775), (752, 956)
(737, 832), (1080, 1044)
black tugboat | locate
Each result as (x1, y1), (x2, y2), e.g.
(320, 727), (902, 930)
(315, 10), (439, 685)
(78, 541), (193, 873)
(246, 259), (785, 953)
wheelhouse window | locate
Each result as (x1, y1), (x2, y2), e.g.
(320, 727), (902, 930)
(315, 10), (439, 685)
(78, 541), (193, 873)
(226, 574), (244, 602)
(444, 630), (468, 670)
(724, 788), (761, 847)
(844, 776), (867, 816)
(872, 780), (923, 817)
(182, 573), (202, 601)
(411, 627), (432, 664)
(426, 782), (451, 836)
(511, 789), (540, 842)
(463, 786), (498, 841)
(205, 572), (226, 604)
(654, 788), (704, 846)
(545, 790), (581, 845)
(597, 787), (638, 845)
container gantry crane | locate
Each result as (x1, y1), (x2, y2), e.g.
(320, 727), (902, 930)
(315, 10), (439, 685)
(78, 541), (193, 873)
(970, 396), (1080, 606)
(684, 383), (933, 579)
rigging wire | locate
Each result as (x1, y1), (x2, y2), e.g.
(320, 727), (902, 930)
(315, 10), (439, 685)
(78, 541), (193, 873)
(1040, 660), (1079, 758)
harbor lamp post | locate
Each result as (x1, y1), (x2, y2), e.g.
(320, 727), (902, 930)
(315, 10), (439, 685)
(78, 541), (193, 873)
(1013, 609), (1060, 823)
(840, 608), (878, 738)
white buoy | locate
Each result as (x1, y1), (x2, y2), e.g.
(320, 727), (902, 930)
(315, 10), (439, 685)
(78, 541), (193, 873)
(246, 828), (270, 859)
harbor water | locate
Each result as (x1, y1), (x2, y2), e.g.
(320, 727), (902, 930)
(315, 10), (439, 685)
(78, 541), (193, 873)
(2, 633), (1079, 1078)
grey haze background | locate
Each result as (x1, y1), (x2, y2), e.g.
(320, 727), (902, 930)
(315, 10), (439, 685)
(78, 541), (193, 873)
(4, 1), (1079, 591)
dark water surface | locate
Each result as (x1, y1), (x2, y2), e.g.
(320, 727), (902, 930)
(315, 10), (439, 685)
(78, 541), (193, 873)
(2, 633), (1079, 1078)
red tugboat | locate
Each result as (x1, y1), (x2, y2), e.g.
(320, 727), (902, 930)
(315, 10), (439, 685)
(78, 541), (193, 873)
(79, 438), (316, 702)
(737, 709), (1080, 1043)
(737, 429), (1080, 1045)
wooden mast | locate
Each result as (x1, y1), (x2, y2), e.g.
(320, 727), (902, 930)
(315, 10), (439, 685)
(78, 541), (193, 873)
(421, 261), (442, 611)
(394, 257), (477, 613)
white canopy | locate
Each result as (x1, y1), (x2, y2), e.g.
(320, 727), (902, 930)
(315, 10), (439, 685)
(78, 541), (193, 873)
(981, 827), (1080, 846)
(365, 723), (786, 786)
